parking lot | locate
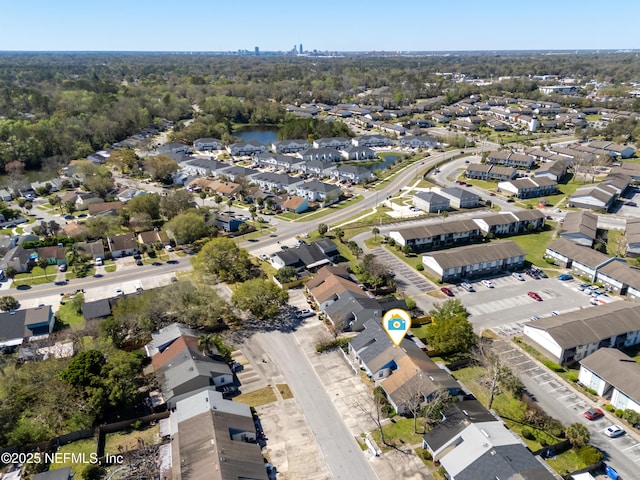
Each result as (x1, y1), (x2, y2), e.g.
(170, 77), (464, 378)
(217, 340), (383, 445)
(448, 273), (600, 335)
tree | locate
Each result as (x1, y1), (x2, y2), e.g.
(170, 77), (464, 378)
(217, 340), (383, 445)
(4, 266), (17, 285)
(143, 154), (178, 183)
(48, 195), (61, 211)
(318, 223), (328, 236)
(275, 266), (297, 284)
(372, 227), (380, 240)
(425, 300), (477, 355)
(199, 190), (207, 206)
(0, 296), (19, 312)
(194, 238), (254, 283)
(227, 197), (233, 213)
(473, 340), (523, 410)
(160, 189), (194, 219)
(334, 227), (345, 243)
(126, 193), (161, 220)
(565, 423), (590, 448)
(197, 333), (217, 354)
(37, 257), (50, 280)
(48, 220), (61, 237)
(107, 149), (139, 173)
(164, 211), (209, 244)
(232, 278), (289, 320)
(63, 200), (77, 215)
(249, 205), (257, 221)
(75, 161), (114, 198)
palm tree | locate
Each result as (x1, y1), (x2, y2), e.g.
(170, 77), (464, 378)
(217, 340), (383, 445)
(4, 266), (17, 286)
(372, 227), (380, 241)
(37, 257), (49, 280)
(198, 334), (216, 355)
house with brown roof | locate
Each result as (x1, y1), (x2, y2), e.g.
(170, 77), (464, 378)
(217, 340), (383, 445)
(422, 241), (526, 282)
(62, 222), (88, 239)
(281, 195), (309, 214)
(579, 348), (640, 414)
(37, 245), (67, 266)
(61, 191), (103, 210)
(523, 302), (640, 365)
(88, 201), (123, 216)
(107, 233), (138, 258)
(465, 164), (517, 181)
(137, 229), (170, 248)
(559, 211), (597, 246)
(77, 240), (105, 260)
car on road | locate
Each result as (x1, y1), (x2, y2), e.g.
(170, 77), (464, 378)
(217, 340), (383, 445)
(489, 192), (496, 196)
(577, 283), (591, 291)
(115, 288), (124, 296)
(460, 282), (475, 292)
(584, 408), (604, 420)
(167, 259), (179, 264)
(551, 310), (560, 316)
(531, 315), (540, 321)
(58, 264), (67, 272)
(64, 214), (74, 220)
(135, 259), (143, 266)
(557, 273), (573, 281)
(512, 272), (525, 281)
(528, 291), (542, 301)
(481, 280), (495, 288)
(604, 425), (624, 438)
(259, 254), (269, 260)
(440, 287), (454, 297)
(506, 198), (515, 203)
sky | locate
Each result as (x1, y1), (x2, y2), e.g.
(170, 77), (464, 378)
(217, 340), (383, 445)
(1, 0), (639, 52)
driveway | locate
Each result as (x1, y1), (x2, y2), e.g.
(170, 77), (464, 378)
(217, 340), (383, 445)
(491, 339), (640, 479)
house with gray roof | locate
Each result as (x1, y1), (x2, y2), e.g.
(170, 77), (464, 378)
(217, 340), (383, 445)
(193, 138), (222, 151)
(297, 147), (342, 162)
(422, 241), (525, 282)
(535, 159), (568, 182)
(270, 239), (338, 271)
(352, 134), (391, 148)
(0, 306), (55, 348)
(497, 176), (557, 199)
(398, 135), (438, 149)
(523, 302), (640, 365)
(253, 152), (304, 172)
(341, 145), (376, 160)
(161, 356), (233, 404)
(157, 142), (190, 155)
(33, 467), (73, 480)
(313, 137), (351, 150)
(579, 348), (640, 415)
(389, 220), (481, 250)
(569, 183), (618, 211)
(144, 322), (197, 357)
(465, 164), (517, 181)
(626, 218), (640, 257)
(271, 139), (310, 153)
(251, 172), (304, 194)
(296, 180), (341, 205)
(412, 191), (450, 213)
(299, 160), (333, 177)
(181, 158), (228, 176)
(439, 187), (480, 209)
(169, 388), (268, 480)
(559, 211), (597, 246)
(226, 139), (266, 156)
(328, 165), (373, 184)
(218, 165), (258, 182)
(473, 210), (545, 236)
(486, 150), (533, 169)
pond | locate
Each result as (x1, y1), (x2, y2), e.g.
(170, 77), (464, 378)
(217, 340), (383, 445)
(366, 154), (403, 172)
(235, 126), (279, 144)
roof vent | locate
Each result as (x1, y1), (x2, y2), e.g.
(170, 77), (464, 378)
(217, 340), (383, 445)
(481, 429), (490, 438)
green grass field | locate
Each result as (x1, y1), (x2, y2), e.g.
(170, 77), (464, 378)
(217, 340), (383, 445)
(509, 227), (560, 268)
(49, 438), (97, 478)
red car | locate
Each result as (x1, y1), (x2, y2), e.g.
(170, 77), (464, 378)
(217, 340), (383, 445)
(584, 408), (604, 420)
(527, 291), (542, 301)
(440, 287), (454, 297)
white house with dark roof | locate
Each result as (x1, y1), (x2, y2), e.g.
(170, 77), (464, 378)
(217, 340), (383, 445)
(389, 219), (481, 250)
(328, 165), (373, 184)
(250, 172), (303, 194)
(486, 151), (533, 169)
(412, 191), (450, 213)
(398, 135), (438, 149)
(559, 211), (597, 246)
(626, 218), (640, 257)
(226, 139), (266, 156)
(439, 187), (480, 209)
(313, 137), (351, 150)
(568, 183), (618, 211)
(0, 306), (55, 348)
(107, 233), (138, 258)
(271, 139), (310, 153)
(157, 142), (190, 155)
(340, 145), (376, 160)
(497, 176), (557, 199)
(296, 180), (341, 205)
(297, 147), (342, 162)
(352, 134), (391, 148)
(523, 302), (640, 365)
(535, 159), (568, 181)
(299, 160), (334, 178)
(579, 348), (640, 414)
(181, 158), (228, 176)
(193, 138), (222, 151)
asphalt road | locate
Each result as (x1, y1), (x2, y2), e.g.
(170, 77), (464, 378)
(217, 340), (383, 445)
(255, 330), (377, 480)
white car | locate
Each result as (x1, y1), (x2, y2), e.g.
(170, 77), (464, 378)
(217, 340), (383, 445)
(259, 254), (269, 260)
(605, 425), (624, 438)
(512, 272), (525, 281)
(551, 310), (560, 316)
(481, 280), (495, 288)
(164, 245), (174, 252)
(115, 288), (124, 296)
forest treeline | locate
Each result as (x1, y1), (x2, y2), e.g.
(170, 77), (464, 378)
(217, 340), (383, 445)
(1, 52), (640, 173)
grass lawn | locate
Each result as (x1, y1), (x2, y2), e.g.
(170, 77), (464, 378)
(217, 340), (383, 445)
(234, 386), (278, 407)
(104, 265), (117, 273)
(606, 229), (627, 257)
(410, 324), (430, 341)
(508, 227), (561, 268)
(370, 416), (425, 451)
(453, 366), (563, 452)
(56, 301), (86, 330)
(293, 195), (365, 223)
(104, 424), (160, 455)
(518, 180), (596, 209)
(463, 177), (499, 191)
(14, 268), (56, 286)
(49, 438), (97, 478)
(546, 448), (590, 475)
(336, 206), (394, 230)
(65, 266), (96, 279)
(276, 384), (293, 400)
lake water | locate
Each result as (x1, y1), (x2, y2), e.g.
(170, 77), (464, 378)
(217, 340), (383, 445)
(235, 126), (278, 144)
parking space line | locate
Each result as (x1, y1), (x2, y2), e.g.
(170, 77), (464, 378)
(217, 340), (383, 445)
(622, 443), (640, 451)
(558, 393), (575, 399)
(530, 372), (546, 377)
(514, 360), (530, 366)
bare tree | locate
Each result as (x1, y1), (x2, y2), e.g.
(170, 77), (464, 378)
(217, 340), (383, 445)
(422, 387), (452, 431)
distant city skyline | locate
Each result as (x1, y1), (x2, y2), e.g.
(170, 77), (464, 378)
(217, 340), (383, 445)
(1, 0), (639, 52)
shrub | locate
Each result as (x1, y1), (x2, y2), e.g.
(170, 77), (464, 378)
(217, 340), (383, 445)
(586, 387), (597, 396)
(416, 264), (424, 271)
(604, 404), (616, 412)
(539, 438), (548, 447)
(623, 409), (640, 426)
(615, 409), (624, 418)
(417, 448), (432, 461)
(544, 257), (555, 264)
(577, 445), (603, 465)
(567, 372), (579, 383)
(542, 360), (564, 372)
(521, 427), (535, 440)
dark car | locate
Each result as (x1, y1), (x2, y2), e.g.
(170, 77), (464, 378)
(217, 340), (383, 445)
(136, 259), (143, 266)
(440, 287), (454, 297)
(584, 408), (604, 420)
(506, 198), (515, 203)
